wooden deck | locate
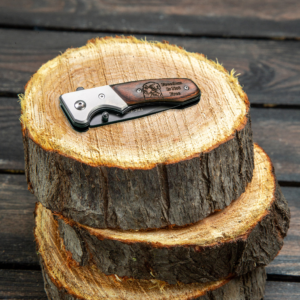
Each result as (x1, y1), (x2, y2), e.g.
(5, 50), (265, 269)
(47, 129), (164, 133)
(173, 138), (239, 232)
(0, 1), (300, 298)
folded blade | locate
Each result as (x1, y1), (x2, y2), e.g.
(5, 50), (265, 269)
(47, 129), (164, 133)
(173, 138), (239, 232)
(89, 95), (200, 128)
(90, 104), (172, 127)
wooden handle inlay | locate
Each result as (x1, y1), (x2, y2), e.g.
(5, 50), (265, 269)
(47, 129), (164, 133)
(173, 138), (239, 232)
(111, 78), (200, 106)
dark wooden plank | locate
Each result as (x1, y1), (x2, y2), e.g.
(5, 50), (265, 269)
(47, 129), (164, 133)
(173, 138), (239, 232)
(0, 269), (46, 299)
(265, 281), (300, 299)
(0, 0), (300, 39)
(0, 269), (299, 300)
(0, 30), (103, 95)
(0, 174), (38, 268)
(266, 187), (300, 278)
(251, 108), (300, 182)
(1, 29), (300, 105)
(0, 97), (23, 170)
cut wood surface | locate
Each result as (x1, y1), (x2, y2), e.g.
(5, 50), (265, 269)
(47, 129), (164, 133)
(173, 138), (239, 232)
(1, 29), (300, 105)
(35, 203), (267, 299)
(21, 36), (254, 230)
(0, 270), (298, 300)
(1, 0), (300, 38)
(53, 144), (290, 284)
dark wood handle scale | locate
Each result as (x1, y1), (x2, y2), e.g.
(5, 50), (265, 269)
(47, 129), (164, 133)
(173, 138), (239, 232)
(111, 78), (200, 107)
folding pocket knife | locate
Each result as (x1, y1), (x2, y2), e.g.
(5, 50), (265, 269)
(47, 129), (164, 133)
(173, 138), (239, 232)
(60, 78), (201, 131)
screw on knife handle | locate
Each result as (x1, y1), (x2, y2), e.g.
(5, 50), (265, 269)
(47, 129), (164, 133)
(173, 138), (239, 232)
(110, 78), (200, 107)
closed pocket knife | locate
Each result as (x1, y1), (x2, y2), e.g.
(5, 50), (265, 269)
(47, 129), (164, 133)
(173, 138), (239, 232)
(60, 78), (201, 130)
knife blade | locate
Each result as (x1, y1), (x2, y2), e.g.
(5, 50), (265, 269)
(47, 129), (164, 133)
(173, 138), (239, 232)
(60, 78), (201, 130)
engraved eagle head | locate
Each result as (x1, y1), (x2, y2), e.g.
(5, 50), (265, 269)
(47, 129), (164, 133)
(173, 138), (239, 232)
(142, 82), (163, 98)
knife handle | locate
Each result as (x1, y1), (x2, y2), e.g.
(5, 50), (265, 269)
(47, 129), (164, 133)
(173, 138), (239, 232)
(110, 78), (200, 106)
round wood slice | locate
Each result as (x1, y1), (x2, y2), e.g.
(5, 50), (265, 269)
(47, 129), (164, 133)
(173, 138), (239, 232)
(22, 36), (254, 230)
(35, 204), (266, 300)
(55, 144), (290, 284)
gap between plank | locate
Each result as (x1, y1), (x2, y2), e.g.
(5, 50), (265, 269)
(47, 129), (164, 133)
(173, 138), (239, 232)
(0, 24), (299, 42)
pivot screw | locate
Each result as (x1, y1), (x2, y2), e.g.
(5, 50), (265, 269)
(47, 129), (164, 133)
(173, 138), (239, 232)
(74, 100), (86, 110)
(98, 93), (105, 99)
(136, 88), (142, 93)
(184, 86), (189, 90)
(102, 111), (109, 122)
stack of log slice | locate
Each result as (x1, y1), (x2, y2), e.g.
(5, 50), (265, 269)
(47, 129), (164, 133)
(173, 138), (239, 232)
(35, 202), (267, 300)
(21, 37), (290, 299)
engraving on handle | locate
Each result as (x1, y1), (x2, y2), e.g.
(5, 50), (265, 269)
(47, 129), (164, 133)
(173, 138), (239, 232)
(142, 82), (163, 99)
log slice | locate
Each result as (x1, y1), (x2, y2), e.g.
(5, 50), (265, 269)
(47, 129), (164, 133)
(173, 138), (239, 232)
(55, 144), (290, 284)
(35, 204), (266, 300)
(21, 36), (254, 230)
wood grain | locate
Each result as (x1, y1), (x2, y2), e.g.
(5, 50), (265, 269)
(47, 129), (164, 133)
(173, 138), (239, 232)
(0, 174), (38, 268)
(0, 29), (300, 105)
(251, 108), (300, 182)
(266, 186), (300, 278)
(0, 0), (300, 38)
(0, 97), (24, 170)
(265, 281), (300, 300)
(111, 78), (200, 106)
(0, 269), (46, 299)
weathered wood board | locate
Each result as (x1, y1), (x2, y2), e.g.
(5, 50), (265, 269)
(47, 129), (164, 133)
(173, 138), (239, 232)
(1, 0), (300, 38)
(0, 269), (46, 299)
(0, 174), (38, 268)
(1, 29), (300, 105)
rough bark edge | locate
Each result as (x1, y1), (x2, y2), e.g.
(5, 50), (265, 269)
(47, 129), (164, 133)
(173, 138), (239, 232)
(22, 114), (254, 230)
(56, 173), (290, 284)
(40, 257), (266, 300)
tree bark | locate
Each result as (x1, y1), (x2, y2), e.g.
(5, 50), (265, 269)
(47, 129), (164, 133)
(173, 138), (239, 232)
(55, 144), (290, 284)
(35, 202), (266, 300)
(21, 36), (254, 230)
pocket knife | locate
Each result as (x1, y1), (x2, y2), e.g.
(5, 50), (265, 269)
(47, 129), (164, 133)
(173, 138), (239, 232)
(60, 78), (201, 130)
